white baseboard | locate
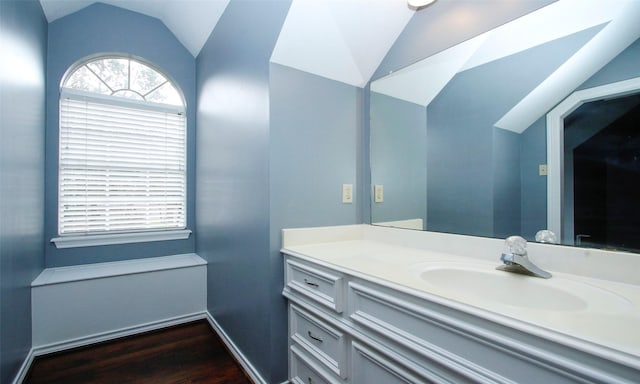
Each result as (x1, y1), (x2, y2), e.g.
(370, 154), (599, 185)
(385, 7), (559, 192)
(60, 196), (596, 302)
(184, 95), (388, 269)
(205, 312), (270, 384)
(33, 312), (208, 356)
(11, 348), (35, 384)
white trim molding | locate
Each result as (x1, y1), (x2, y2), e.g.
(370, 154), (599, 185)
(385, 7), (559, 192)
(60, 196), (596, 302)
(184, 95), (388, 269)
(34, 312), (208, 357)
(546, 76), (640, 241)
(51, 229), (192, 248)
(11, 348), (35, 384)
(205, 313), (270, 384)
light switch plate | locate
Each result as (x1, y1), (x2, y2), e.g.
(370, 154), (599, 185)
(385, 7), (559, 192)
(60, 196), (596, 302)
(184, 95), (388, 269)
(342, 184), (353, 203)
(539, 164), (548, 176)
(374, 184), (384, 203)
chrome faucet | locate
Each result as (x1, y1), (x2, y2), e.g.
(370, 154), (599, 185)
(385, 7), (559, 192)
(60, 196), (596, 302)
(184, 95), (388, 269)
(496, 236), (552, 279)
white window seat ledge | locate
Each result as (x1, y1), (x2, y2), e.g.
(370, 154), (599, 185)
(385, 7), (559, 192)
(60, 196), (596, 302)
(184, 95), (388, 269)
(32, 253), (205, 287)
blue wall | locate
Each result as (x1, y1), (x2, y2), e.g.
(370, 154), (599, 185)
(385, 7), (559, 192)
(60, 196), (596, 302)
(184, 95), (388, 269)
(195, 1), (291, 382)
(579, 38), (640, 90)
(425, 68), (494, 237)
(270, 63), (363, 378)
(270, 64), (363, 229)
(520, 116), (547, 239)
(493, 128), (521, 238)
(45, 3), (196, 267)
(370, 92), (426, 226)
(0, 0), (47, 382)
(425, 26), (598, 238)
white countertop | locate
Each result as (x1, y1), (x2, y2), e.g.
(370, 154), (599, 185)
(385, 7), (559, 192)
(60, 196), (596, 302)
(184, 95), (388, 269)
(281, 224), (640, 369)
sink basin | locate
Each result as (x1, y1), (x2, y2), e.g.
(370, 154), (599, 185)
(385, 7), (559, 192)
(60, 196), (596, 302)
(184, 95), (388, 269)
(416, 263), (631, 312)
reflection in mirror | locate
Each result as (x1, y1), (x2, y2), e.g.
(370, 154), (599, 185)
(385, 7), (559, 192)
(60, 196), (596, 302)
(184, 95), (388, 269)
(563, 93), (640, 251)
(369, 0), (640, 252)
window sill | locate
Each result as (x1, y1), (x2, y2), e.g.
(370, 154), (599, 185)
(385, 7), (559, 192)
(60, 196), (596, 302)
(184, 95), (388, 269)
(51, 229), (192, 249)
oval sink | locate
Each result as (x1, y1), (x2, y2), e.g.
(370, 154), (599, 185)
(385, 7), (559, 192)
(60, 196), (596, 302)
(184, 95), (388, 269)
(416, 264), (631, 312)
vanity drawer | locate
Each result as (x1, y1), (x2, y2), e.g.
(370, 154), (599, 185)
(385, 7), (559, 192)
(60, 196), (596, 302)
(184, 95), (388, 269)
(286, 258), (344, 313)
(291, 344), (342, 384)
(290, 304), (347, 378)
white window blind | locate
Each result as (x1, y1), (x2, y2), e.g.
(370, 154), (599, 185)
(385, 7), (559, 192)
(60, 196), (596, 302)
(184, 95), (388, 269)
(59, 94), (186, 235)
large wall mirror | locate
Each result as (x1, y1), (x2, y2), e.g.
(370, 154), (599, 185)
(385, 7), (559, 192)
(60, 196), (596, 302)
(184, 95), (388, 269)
(370, 0), (640, 252)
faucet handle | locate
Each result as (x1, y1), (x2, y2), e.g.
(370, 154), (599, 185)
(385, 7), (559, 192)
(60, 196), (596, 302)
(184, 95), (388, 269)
(535, 230), (558, 244)
(505, 235), (527, 256)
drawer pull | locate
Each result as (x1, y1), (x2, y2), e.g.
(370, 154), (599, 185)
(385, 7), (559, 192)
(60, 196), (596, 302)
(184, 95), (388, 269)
(307, 331), (323, 343)
(304, 278), (319, 287)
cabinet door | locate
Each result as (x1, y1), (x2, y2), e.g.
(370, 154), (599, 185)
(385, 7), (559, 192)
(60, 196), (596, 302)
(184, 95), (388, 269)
(351, 341), (456, 384)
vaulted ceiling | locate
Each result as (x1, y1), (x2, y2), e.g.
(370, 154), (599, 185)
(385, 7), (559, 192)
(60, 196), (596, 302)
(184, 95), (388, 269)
(270, 1), (414, 87)
(38, 0), (230, 57)
(38, 0), (416, 87)
(37, 0), (559, 88)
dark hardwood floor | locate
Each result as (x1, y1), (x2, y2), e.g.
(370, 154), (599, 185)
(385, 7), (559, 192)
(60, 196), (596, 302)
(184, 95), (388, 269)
(24, 320), (253, 384)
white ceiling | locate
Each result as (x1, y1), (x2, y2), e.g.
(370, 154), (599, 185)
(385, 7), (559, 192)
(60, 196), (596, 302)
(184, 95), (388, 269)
(38, 0), (230, 57)
(38, 0), (416, 86)
(271, 0), (415, 87)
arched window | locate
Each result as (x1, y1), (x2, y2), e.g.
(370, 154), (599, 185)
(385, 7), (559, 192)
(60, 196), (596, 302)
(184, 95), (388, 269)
(57, 56), (187, 239)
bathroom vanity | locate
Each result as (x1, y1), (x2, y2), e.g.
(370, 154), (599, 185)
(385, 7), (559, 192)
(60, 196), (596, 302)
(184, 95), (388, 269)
(281, 224), (640, 383)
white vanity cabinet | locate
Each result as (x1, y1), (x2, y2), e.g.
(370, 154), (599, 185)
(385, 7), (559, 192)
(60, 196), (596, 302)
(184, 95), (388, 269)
(282, 254), (640, 384)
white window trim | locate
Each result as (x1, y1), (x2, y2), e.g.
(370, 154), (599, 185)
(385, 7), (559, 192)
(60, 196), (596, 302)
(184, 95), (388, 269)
(51, 229), (192, 249)
(61, 88), (185, 115)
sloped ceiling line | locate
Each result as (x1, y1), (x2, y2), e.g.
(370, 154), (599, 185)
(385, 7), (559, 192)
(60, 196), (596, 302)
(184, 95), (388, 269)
(369, 0), (640, 136)
(270, 0), (415, 88)
(39, 0), (415, 84)
(38, 0), (230, 57)
(495, 0), (640, 133)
